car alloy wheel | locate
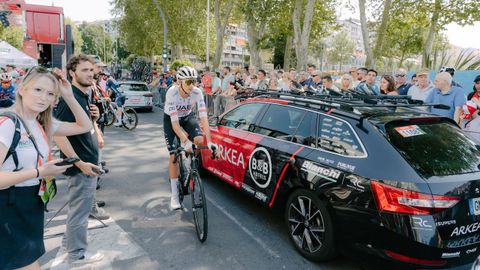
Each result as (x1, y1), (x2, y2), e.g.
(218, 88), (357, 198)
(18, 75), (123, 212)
(285, 189), (337, 261)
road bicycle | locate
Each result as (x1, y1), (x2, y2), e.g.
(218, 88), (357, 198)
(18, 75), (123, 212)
(102, 98), (138, 130)
(171, 144), (217, 242)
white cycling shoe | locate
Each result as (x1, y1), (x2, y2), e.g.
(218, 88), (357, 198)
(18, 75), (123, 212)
(170, 179), (182, 210)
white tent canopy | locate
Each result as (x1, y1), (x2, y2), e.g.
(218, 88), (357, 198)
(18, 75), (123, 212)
(0, 40), (37, 68)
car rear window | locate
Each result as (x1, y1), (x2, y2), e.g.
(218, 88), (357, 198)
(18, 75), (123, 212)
(386, 121), (480, 177)
(119, 84), (148, 92)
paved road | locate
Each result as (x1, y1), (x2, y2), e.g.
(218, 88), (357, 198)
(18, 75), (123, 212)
(40, 107), (364, 270)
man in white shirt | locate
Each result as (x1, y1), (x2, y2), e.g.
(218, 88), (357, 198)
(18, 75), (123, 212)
(407, 68), (434, 102)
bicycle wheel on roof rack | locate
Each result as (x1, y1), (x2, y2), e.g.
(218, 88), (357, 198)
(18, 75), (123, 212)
(189, 171), (208, 242)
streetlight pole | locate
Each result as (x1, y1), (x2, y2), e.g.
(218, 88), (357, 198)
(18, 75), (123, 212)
(152, 0), (168, 72)
(103, 26), (106, 63)
(206, 0), (210, 68)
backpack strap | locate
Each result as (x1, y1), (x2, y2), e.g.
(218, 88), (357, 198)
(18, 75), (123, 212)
(1, 112), (22, 172)
(1, 112), (44, 171)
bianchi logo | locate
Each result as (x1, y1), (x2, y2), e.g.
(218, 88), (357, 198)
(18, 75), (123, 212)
(248, 147), (272, 189)
(301, 161), (342, 182)
(441, 251), (460, 259)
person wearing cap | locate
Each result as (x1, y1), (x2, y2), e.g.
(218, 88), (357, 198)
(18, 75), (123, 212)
(461, 75), (480, 141)
(0, 73), (15, 108)
(407, 68), (434, 102)
(472, 75), (480, 96)
(461, 75), (480, 120)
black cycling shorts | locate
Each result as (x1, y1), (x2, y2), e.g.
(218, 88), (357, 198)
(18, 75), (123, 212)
(163, 113), (203, 153)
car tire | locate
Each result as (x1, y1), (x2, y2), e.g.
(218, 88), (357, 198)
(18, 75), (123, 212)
(285, 189), (337, 262)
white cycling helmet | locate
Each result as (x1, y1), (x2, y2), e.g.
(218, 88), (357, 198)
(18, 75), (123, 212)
(176, 66), (198, 80)
(0, 73), (12, 82)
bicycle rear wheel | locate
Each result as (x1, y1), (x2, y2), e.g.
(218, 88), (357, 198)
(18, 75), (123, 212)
(189, 171), (208, 242)
(122, 108), (138, 130)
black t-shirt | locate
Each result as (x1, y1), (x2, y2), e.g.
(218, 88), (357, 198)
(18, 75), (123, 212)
(54, 85), (99, 176)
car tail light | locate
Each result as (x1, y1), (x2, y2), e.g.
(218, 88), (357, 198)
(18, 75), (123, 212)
(143, 93), (153, 97)
(371, 181), (459, 215)
(385, 250), (447, 266)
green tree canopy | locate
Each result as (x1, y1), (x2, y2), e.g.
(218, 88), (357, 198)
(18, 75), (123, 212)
(0, 25), (23, 49)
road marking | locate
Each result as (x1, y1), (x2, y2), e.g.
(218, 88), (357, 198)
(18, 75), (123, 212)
(207, 195), (281, 258)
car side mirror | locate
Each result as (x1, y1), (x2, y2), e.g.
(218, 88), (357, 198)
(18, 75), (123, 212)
(209, 116), (219, 126)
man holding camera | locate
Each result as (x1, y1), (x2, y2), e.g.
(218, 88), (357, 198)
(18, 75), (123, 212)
(54, 54), (105, 267)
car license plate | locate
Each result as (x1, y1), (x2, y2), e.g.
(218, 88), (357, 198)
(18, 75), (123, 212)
(469, 197), (480, 215)
(129, 98), (141, 103)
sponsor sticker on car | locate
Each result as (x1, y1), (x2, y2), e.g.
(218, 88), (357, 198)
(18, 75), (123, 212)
(394, 125), (426, 138)
(248, 147), (272, 189)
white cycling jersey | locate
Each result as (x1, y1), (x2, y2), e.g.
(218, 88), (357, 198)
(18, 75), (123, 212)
(164, 84), (207, 122)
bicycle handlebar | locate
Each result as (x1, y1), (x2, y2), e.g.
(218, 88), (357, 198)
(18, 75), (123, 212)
(172, 145), (217, 164)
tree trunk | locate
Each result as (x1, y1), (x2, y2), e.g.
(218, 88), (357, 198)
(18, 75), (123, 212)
(213, 28), (224, 69)
(170, 43), (183, 60)
(359, 0), (374, 68)
(422, 0), (441, 68)
(244, 0), (266, 70)
(293, 0), (316, 71)
(399, 50), (406, 67)
(213, 0), (235, 69)
(246, 18), (263, 69)
(372, 0), (392, 65)
(283, 34), (293, 70)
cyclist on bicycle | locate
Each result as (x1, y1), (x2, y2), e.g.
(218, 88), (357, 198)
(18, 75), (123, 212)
(164, 66), (216, 210)
(105, 73), (125, 127)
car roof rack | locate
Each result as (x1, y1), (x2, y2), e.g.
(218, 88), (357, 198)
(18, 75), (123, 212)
(236, 89), (450, 115)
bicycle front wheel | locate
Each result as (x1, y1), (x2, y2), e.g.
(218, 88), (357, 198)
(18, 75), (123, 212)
(105, 109), (116, 126)
(189, 171), (208, 242)
(122, 108), (138, 130)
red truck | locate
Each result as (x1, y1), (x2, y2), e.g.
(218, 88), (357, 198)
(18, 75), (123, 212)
(1, 0), (73, 68)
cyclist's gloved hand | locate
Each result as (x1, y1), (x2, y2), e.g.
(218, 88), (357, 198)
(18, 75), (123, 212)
(182, 140), (193, 152)
(207, 142), (217, 152)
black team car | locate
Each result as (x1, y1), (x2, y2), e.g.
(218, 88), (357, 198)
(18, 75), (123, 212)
(199, 91), (480, 269)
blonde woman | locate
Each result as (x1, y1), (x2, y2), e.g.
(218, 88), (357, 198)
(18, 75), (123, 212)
(340, 73), (354, 92)
(278, 72), (292, 92)
(0, 67), (91, 270)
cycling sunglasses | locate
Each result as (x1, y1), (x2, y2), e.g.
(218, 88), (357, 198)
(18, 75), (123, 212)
(184, 79), (196, 86)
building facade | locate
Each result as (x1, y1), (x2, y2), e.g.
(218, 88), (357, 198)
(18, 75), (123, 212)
(221, 24), (249, 68)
